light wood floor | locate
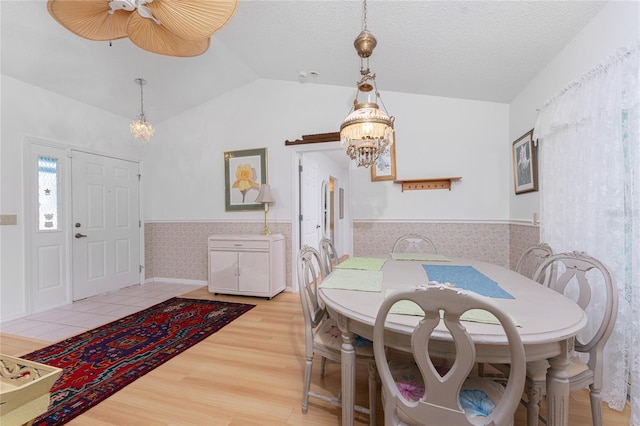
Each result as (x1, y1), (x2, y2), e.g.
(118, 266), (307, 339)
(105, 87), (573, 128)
(1, 287), (631, 425)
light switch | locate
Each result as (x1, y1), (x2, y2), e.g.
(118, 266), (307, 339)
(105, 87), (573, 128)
(0, 214), (17, 225)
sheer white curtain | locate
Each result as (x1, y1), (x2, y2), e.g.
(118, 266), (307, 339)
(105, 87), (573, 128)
(534, 44), (639, 422)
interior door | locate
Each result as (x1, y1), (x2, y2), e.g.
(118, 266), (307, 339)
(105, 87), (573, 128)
(71, 151), (141, 300)
(300, 154), (321, 250)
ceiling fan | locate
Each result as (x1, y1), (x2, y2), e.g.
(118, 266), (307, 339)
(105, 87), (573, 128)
(47, 0), (238, 57)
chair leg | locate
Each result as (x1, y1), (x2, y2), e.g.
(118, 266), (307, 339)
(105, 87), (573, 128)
(368, 361), (377, 426)
(320, 356), (327, 378)
(589, 385), (603, 426)
(302, 356), (313, 414)
(477, 362), (485, 377)
(526, 381), (543, 426)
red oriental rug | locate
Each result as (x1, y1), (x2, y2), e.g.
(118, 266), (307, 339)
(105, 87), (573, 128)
(21, 297), (255, 426)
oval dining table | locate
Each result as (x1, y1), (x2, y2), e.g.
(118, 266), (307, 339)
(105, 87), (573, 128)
(318, 256), (587, 426)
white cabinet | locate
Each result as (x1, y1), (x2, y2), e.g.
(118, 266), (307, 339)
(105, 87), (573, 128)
(208, 234), (285, 299)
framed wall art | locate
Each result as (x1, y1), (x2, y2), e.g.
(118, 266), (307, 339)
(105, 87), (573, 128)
(371, 142), (397, 181)
(224, 148), (267, 211)
(512, 129), (538, 194)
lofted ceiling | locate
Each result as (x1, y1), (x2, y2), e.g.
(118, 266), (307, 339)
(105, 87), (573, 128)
(1, 1), (607, 124)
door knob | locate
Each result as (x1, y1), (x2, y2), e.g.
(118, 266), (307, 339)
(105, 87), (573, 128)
(75, 233), (87, 238)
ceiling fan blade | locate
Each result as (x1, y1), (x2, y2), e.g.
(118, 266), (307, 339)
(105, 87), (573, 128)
(148, 0), (238, 41)
(128, 13), (210, 57)
(47, 0), (130, 41)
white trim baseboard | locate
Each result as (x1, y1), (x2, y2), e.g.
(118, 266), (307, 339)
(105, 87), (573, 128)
(144, 278), (207, 286)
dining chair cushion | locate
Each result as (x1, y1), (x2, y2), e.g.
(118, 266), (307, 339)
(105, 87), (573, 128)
(316, 318), (374, 356)
(387, 360), (508, 421)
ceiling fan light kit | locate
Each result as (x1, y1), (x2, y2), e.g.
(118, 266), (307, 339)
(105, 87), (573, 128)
(47, 0), (239, 57)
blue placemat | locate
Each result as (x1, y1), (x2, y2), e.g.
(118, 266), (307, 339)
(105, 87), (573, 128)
(422, 265), (514, 299)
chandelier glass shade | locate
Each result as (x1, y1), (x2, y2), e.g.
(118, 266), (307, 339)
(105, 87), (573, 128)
(131, 78), (155, 142)
(341, 101), (395, 167)
(340, 0), (394, 168)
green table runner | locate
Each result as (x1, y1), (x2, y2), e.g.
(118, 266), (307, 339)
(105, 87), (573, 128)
(320, 269), (382, 292)
(336, 257), (387, 271)
(385, 289), (520, 326)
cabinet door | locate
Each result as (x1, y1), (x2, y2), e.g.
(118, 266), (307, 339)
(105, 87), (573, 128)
(209, 251), (239, 292)
(238, 251), (270, 294)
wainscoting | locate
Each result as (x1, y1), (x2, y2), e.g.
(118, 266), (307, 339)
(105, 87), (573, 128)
(354, 221), (540, 269)
(144, 222), (293, 286)
(144, 221), (539, 286)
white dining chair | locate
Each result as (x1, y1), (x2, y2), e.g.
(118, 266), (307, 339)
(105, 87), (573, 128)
(373, 285), (526, 426)
(515, 243), (554, 284)
(392, 233), (437, 254)
(319, 237), (340, 273)
(483, 243), (554, 377)
(520, 252), (618, 426)
(297, 245), (377, 425)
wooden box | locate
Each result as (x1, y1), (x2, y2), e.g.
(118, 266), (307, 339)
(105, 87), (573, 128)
(0, 354), (62, 426)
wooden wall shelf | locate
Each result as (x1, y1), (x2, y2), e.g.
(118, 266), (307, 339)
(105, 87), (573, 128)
(394, 177), (462, 192)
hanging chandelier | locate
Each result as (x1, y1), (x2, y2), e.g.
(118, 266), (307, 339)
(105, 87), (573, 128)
(340, 0), (395, 168)
(130, 78), (155, 142)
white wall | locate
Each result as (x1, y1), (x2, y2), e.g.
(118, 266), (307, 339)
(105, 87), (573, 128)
(0, 75), (140, 321)
(509, 0), (640, 222)
(142, 80), (352, 224)
(353, 92), (509, 221)
(144, 79), (509, 223)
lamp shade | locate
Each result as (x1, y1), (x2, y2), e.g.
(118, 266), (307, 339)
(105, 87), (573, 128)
(255, 184), (274, 204)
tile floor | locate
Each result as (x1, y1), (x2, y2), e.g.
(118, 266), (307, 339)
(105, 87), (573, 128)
(1, 282), (200, 342)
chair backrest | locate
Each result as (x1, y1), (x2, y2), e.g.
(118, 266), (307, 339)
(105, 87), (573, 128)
(297, 245), (329, 353)
(532, 252), (618, 374)
(515, 243), (554, 283)
(319, 237), (339, 273)
(373, 285), (526, 426)
(392, 234), (437, 254)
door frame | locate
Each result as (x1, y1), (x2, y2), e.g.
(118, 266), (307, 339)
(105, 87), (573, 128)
(23, 136), (144, 312)
(290, 142), (353, 292)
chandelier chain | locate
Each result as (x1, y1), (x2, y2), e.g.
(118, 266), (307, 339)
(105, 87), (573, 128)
(361, 0), (367, 32)
(139, 80), (145, 118)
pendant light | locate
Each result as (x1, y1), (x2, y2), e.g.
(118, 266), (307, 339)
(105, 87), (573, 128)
(130, 78), (155, 142)
(340, 0), (395, 168)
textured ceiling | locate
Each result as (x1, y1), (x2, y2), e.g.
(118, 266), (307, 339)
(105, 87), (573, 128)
(1, 1), (607, 123)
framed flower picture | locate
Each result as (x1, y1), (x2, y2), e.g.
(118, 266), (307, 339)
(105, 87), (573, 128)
(512, 129), (538, 194)
(224, 148), (267, 211)
(371, 142), (397, 181)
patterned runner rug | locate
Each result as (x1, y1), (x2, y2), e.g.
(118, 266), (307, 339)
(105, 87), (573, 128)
(22, 297), (255, 425)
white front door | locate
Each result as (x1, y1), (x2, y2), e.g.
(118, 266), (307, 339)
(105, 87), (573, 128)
(27, 143), (69, 312)
(71, 151), (141, 300)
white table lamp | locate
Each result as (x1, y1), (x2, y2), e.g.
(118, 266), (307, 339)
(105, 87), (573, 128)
(255, 184), (275, 235)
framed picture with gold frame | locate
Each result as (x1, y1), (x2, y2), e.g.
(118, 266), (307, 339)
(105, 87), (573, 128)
(224, 148), (267, 211)
(512, 129), (538, 194)
(371, 143), (396, 181)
